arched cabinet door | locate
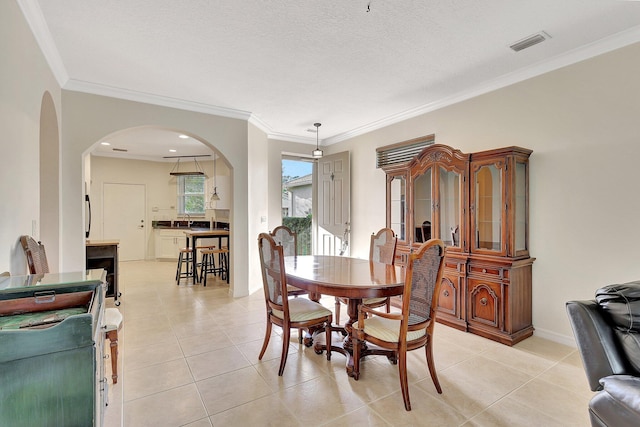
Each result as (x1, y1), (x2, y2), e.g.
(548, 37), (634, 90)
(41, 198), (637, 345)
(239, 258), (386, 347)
(409, 144), (469, 252)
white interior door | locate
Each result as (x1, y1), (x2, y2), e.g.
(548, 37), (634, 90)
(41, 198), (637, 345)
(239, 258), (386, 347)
(317, 151), (350, 255)
(103, 183), (146, 261)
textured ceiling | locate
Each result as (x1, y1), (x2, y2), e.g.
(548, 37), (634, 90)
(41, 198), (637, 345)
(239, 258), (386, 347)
(21, 0), (640, 158)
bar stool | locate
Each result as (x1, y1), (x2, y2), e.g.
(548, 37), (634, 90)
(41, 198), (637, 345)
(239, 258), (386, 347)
(175, 247), (193, 285)
(195, 245), (215, 274)
(200, 247), (229, 286)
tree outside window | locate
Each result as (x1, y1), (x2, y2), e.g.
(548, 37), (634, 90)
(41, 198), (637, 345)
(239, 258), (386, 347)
(178, 175), (205, 215)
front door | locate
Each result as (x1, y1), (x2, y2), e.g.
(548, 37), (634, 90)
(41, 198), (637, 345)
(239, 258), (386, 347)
(103, 183), (146, 261)
(316, 151), (350, 255)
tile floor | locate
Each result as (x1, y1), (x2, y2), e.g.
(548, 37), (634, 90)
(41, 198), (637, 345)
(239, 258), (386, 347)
(103, 260), (593, 427)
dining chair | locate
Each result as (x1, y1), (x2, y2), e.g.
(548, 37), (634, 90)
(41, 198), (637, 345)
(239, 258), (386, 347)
(335, 228), (397, 325)
(257, 233), (333, 375)
(352, 238), (446, 411)
(270, 225), (307, 297)
(20, 235), (50, 274)
(20, 235), (123, 384)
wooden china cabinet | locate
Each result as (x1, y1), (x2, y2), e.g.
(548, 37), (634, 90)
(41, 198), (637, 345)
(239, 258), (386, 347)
(380, 138), (534, 345)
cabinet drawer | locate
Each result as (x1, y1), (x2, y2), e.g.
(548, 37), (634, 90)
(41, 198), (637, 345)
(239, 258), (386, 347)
(467, 279), (501, 328)
(468, 264), (506, 280)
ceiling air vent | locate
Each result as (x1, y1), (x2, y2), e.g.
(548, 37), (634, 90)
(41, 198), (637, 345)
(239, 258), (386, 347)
(510, 31), (551, 52)
(112, 148), (128, 152)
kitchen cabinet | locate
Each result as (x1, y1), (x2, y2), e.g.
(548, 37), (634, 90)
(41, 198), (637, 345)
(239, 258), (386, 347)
(155, 229), (185, 259)
(381, 140), (534, 345)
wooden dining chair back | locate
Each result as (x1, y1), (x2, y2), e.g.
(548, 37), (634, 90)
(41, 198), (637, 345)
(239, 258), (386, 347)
(335, 228), (397, 325)
(271, 225), (297, 256)
(270, 225), (307, 297)
(352, 238), (446, 411)
(369, 227), (397, 264)
(20, 235), (50, 275)
(257, 233), (333, 375)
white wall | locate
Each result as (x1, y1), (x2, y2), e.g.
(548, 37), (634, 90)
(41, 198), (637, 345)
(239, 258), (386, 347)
(324, 43), (640, 344)
(247, 123), (269, 294)
(0, 0), (61, 274)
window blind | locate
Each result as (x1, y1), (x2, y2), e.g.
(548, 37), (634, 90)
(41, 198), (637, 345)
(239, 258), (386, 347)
(376, 135), (435, 168)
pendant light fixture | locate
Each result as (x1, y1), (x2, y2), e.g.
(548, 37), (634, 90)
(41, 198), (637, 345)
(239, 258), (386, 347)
(312, 122), (323, 158)
(166, 155), (209, 176)
(210, 152), (220, 202)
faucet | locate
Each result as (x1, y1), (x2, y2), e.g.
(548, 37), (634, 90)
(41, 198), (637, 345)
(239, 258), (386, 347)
(185, 213), (191, 227)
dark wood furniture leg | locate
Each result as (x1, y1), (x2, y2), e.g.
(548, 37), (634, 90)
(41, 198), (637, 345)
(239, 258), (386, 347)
(312, 297), (370, 377)
(106, 329), (118, 384)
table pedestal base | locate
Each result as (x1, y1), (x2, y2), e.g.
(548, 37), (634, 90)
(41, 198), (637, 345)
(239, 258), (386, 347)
(313, 327), (397, 378)
(307, 295), (398, 378)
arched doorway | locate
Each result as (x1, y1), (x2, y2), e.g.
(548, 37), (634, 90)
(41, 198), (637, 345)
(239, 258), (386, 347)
(84, 126), (233, 279)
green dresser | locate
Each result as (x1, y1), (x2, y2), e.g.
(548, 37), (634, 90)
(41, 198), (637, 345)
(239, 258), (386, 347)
(0, 270), (106, 427)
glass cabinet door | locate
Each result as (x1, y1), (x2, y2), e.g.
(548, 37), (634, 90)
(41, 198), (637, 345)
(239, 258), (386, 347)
(413, 168), (432, 243)
(474, 163), (503, 252)
(514, 160), (528, 254)
(389, 175), (406, 241)
(438, 167), (462, 248)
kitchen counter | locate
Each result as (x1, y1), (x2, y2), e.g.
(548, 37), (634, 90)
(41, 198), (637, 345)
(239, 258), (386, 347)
(86, 239), (120, 246)
(152, 220), (229, 230)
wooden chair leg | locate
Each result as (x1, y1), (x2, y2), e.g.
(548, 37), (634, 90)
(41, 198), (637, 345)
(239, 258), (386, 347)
(386, 298), (391, 313)
(399, 349), (410, 411)
(278, 327), (290, 376)
(258, 318), (272, 360)
(106, 329), (119, 384)
(325, 321), (332, 361)
(425, 338), (442, 394)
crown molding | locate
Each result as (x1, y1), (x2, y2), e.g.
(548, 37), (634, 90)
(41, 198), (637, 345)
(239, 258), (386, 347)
(324, 25), (640, 145)
(18, 0), (69, 86)
(64, 79), (252, 121)
(266, 131), (318, 145)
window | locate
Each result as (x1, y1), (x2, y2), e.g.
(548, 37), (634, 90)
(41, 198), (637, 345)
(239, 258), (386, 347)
(177, 175), (205, 215)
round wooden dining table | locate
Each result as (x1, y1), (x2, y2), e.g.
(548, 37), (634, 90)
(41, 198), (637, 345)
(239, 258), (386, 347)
(284, 255), (404, 377)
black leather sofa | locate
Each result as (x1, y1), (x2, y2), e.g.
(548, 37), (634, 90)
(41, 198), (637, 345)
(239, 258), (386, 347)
(567, 281), (640, 427)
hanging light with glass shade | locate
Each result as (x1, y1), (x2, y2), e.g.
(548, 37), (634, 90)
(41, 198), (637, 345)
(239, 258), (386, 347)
(210, 152), (220, 202)
(312, 122), (323, 158)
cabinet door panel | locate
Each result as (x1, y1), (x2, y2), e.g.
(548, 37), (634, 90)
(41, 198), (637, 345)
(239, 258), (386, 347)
(471, 160), (507, 256)
(468, 279), (501, 328)
(388, 175), (406, 241)
(437, 275), (457, 315)
(413, 168), (432, 243)
(513, 160), (528, 255)
(437, 166), (463, 249)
